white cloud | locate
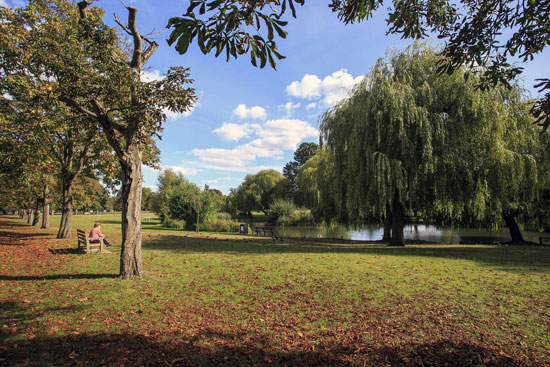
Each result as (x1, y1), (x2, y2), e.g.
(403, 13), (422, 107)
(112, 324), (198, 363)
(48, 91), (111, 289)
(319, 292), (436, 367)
(233, 104), (267, 120)
(213, 122), (251, 141)
(278, 102), (300, 117)
(0, 0), (9, 7)
(306, 102), (317, 110)
(141, 69), (164, 82)
(286, 74), (322, 99)
(286, 69), (364, 107)
(202, 180), (219, 184)
(192, 118), (318, 171)
(164, 104), (195, 120)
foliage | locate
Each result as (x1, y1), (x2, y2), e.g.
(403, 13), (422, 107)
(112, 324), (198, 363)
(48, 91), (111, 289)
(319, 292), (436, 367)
(267, 198), (296, 224)
(232, 169), (289, 214)
(283, 142), (318, 198)
(168, 0), (550, 130)
(319, 43), (542, 243)
(152, 169), (220, 230)
(70, 176), (109, 211)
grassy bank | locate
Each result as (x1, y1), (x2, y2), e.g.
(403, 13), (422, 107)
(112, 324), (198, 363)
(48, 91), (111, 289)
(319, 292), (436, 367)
(1, 214), (549, 366)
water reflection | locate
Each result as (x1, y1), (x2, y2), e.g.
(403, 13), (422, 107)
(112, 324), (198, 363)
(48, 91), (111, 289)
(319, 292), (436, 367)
(272, 224), (542, 244)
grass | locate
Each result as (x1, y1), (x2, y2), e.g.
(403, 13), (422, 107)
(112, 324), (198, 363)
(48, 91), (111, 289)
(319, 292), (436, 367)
(1, 213), (549, 366)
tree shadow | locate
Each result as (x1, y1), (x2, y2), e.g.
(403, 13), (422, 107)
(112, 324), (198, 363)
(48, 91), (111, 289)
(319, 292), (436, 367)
(0, 329), (541, 367)
(0, 273), (118, 281)
(0, 230), (52, 239)
(143, 234), (550, 273)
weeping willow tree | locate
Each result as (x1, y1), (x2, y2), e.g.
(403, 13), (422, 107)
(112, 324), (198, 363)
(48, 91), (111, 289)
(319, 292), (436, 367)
(319, 43), (541, 246)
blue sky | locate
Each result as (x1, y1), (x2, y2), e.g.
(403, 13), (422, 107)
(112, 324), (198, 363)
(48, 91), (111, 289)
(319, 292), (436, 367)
(2, 0), (549, 194)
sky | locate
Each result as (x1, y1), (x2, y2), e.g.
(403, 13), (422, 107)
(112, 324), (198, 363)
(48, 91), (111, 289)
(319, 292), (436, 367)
(2, 0), (549, 194)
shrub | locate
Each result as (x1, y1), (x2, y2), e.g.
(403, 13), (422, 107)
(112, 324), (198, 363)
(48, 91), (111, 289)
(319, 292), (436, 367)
(268, 199), (296, 225)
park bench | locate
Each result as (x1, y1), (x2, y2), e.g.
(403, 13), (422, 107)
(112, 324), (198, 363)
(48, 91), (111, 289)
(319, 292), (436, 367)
(77, 229), (104, 253)
(251, 226), (283, 242)
(252, 226), (275, 237)
(539, 237), (550, 245)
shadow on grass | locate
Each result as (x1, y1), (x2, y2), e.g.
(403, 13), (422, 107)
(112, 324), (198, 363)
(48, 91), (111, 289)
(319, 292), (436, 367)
(0, 329), (538, 367)
(143, 235), (550, 273)
(0, 230), (52, 240)
(0, 273), (117, 281)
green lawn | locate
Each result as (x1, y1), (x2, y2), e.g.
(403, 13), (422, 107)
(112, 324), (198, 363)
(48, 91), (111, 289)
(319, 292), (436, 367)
(1, 214), (549, 366)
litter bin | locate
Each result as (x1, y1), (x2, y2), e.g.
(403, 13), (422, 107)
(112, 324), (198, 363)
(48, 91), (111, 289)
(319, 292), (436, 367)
(239, 223), (248, 235)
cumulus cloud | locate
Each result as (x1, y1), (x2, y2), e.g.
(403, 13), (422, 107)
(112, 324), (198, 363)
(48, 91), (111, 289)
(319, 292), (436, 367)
(278, 102), (301, 117)
(233, 104), (267, 120)
(286, 74), (322, 99)
(286, 69), (364, 107)
(213, 122), (252, 142)
(306, 102), (317, 110)
(192, 119), (318, 170)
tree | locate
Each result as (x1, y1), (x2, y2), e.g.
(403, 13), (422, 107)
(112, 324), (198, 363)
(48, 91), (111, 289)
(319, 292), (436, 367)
(233, 169), (289, 215)
(320, 44), (541, 245)
(1, 0), (195, 278)
(283, 142), (318, 198)
(168, 0), (550, 130)
(141, 187), (154, 211)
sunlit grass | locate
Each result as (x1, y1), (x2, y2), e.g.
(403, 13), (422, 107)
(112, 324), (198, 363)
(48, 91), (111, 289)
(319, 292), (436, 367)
(1, 214), (549, 366)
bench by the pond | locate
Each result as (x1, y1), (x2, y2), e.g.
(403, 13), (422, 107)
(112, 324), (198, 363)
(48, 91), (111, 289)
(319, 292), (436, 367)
(252, 226), (275, 237)
(77, 229), (104, 253)
(251, 226), (283, 242)
(539, 237), (550, 245)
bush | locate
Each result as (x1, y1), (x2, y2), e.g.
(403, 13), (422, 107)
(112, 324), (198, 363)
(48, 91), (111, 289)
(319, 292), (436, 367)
(216, 212), (233, 220)
(163, 218), (186, 230)
(268, 199), (296, 225)
(200, 219), (241, 232)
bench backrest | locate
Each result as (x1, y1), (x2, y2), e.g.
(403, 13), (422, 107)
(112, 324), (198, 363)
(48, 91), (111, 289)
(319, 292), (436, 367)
(77, 229), (87, 244)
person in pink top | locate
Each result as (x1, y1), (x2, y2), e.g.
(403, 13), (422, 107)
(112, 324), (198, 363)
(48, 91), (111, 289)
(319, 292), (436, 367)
(89, 223), (112, 247)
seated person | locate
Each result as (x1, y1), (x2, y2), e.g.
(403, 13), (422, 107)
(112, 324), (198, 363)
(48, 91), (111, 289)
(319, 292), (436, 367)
(89, 223), (112, 247)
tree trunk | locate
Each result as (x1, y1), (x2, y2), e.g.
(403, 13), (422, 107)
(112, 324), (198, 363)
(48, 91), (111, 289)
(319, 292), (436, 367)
(57, 182), (73, 238)
(27, 209), (33, 224)
(503, 211), (524, 243)
(382, 204), (392, 241)
(42, 203), (50, 229)
(196, 210), (200, 233)
(389, 192), (405, 246)
(32, 200), (40, 226)
(119, 143), (144, 279)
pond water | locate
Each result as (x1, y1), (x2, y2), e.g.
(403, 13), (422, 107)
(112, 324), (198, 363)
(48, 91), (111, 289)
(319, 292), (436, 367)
(271, 224), (543, 244)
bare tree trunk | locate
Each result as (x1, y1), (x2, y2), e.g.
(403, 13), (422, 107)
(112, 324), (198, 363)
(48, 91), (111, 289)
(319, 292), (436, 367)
(196, 209), (200, 232)
(27, 209), (33, 224)
(503, 211), (524, 243)
(42, 203), (50, 229)
(32, 208), (40, 226)
(382, 204), (392, 241)
(389, 192), (405, 246)
(119, 143), (144, 279)
(57, 182), (73, 238)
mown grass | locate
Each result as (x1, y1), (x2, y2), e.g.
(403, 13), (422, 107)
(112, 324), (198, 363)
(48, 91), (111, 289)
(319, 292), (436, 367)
(1, 214), (549, 366)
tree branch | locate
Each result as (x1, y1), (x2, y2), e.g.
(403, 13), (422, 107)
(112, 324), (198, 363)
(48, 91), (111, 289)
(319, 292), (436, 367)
(58, 96), (96, 119)
(90, 98), (126, 162)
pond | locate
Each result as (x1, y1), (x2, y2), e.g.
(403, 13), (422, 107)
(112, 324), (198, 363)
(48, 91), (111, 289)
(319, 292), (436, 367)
(270, 224), (544, 244)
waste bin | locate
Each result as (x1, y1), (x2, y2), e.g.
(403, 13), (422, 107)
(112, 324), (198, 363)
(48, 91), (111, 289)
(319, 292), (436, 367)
(239, 223), (248, 235)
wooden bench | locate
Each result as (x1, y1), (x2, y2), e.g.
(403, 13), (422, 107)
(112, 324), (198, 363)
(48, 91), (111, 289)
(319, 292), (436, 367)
(77, 229), (104, 253)
(251, 226), (283, 242)
(539, 237), (550, 245)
